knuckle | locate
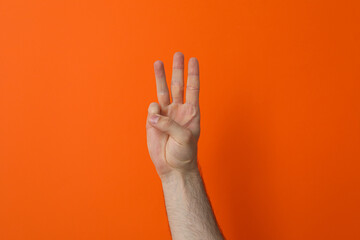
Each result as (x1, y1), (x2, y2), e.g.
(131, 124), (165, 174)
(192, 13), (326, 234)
(186, 86), (200, 91)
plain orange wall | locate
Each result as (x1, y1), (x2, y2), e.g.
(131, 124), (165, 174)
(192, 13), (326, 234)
(1, 0), (359, 239)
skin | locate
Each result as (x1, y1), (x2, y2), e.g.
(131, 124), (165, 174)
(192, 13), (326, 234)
(146, 52), (224, 240)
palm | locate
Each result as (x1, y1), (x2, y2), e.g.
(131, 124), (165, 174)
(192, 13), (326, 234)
(162, 103), (199, 136)
(146, 53), (200, 176)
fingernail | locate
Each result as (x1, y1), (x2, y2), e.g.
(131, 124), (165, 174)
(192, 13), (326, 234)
(149, 114), (160, 124)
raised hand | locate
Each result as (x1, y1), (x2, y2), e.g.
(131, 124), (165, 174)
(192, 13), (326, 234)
(146, 52), (200, 179)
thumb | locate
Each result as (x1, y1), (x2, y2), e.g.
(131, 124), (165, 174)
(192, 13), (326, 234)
(148, 113), (192, 145)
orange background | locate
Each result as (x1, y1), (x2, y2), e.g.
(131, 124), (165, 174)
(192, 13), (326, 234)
(1, 0), (359, 239)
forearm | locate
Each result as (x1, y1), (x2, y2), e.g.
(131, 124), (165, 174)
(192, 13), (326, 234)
(160, 167), (224, 240)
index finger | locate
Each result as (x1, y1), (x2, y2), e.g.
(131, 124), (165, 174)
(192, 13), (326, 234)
(154, 60), (170, 106)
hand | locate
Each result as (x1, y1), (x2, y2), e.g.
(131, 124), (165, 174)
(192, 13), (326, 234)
(146, 52), (200, 179)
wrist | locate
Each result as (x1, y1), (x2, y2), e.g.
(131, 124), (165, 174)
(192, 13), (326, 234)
(160, 166), (201, 186)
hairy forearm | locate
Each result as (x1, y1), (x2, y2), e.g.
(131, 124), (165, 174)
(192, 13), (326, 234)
(160, 167), (224, 240)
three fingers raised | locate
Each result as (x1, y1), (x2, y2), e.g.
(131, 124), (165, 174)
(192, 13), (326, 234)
(154, 53), (199, 107)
